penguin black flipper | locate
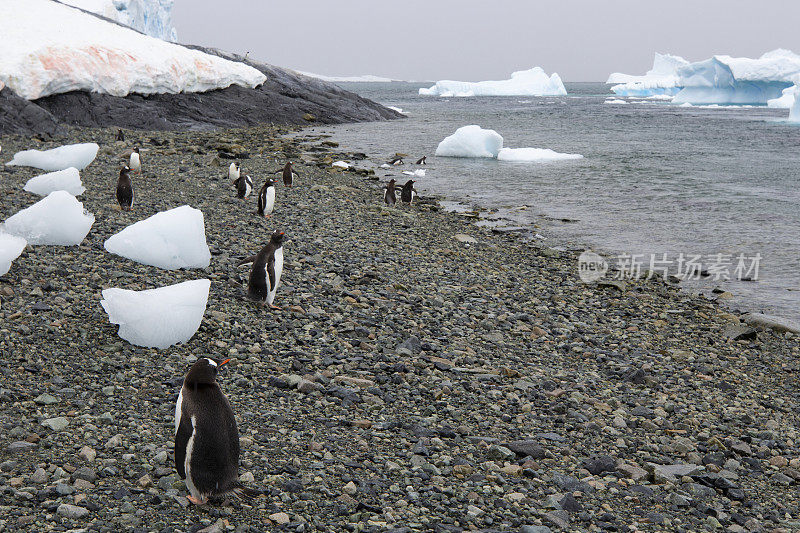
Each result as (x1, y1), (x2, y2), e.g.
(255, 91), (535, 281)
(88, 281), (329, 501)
(236, 255), (257, 267)
(175, 410), (192, 480)
(267, 255), (276, 291)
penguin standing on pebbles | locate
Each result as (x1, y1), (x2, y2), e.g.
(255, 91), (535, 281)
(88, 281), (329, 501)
(400, 179), (416, 205)
(277, 162), (298, 187)
(257, 178), (276, 217)
(129, 147), (141, 174)
(175, 357), (262, 505)
(116, 129), (125, 142)
(384, 178), (397, 206)
(116, 166), (134, 210)
(237, 231), (285, 309)
(228, 162), (240, 182)
(232, 173), (253, 199)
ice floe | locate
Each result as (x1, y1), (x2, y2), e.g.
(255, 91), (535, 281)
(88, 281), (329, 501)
(6, 143), (99, 171)
(0, 233), (27, 276)
(420, 67), (567, 97)
(100, 279), (210, 348)
(497, 148), (583, 162)
(436, 125), (583, 162)
(604, 99), (629, 105)
(104, 205), (211, 270)
(402, 169), (426, 178)
(23, 168), (85, 196)
(608, 53), (688, 98)
(2, 191), (94, 245)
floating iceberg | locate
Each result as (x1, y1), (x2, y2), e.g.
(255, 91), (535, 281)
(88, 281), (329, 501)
(403, 169), (426, 178)
(6, 143), (99, 171)
(673, 49), (800, 105)
(101, 279), (210, 348)
(297, 71), (395, 82)
(608, 53), (688, 97)
(436, 125), (583, 162)
(23, 168), (85, 196)
(61, 0), (178, 41)
(604, 99), (628, 105)
(2, 191), (94, 245)
(0, 0), (265, 100)
(436, 126), (504, 158)
(790, 86), (800, 123)
(0, 233), (27, 276)
(420, 67), (567, 97)
(497, 148), (583, 162)
(767, 85), (797, 108)
(104, 205), (211, 270)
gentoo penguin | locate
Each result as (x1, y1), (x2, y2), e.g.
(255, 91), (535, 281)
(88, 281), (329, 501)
(277, 162), (298, 187)
(415, 156), (427, 165)
(257, 178), (276, 217)
(388, 156), (404, 166)
(233, 173), (253, 199)
(228, 162), (240, 182)
(400, 179), (417, 205)
(384, 178), (397, 206)
(175, 357), (261, 505)
(129, 147), (141, 173)
(238, 231), (285, 308)
(115, 129), (125, 142)
(116, 166), (134, 210)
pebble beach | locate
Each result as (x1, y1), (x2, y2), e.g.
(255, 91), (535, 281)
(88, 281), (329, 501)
(0, 126), (799, 532)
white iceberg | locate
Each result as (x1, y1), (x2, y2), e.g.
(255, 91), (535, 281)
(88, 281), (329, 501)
(297, 71), (395, 82)
(6, 143), (98, 171)
(0, 233), (27, 276)
(2, 191), (94, 245)
(790, 86), (800, 123)
(104, 205), (211, 270)
(23, 168), (85, 196)
(403, 169), (426, 178)
(0, 0), (265, 100)
(435, 125), (504, 158)
(673, 49), (800, 105)
(608, 53), (688, 97)
(767, 85), (796, 108)
(101, 279), (210, 348)
(604, 99), (628, 105)
(497, 148), (583, 162)
(420, 67), (567, 97)
(61, 0), (178, 41)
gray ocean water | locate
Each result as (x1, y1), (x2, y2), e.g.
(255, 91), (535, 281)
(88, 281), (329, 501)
(313, 82), (800, 322)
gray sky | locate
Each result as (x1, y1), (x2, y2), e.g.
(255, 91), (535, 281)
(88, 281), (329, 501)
(174, 0), (800, 82)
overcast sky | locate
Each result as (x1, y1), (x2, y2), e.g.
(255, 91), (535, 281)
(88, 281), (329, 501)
(173, 0), (800, 82)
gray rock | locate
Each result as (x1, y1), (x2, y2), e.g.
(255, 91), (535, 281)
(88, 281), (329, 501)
(581, 455), (616, 475)
(57, 503), (88, 519)
(41, 417), (69, 431)
(396, 336), (422, 354)
(486, 445), (515, 461)
(521, 526), (552, 533)
(503, 440), (546, 459)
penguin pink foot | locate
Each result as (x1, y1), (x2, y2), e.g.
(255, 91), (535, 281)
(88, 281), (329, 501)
(187, 495), (207, 505)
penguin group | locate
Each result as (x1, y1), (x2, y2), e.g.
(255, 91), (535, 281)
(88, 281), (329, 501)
(383, 153), (424, 206)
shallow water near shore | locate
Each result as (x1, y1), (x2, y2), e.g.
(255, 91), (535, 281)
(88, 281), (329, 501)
(316, 81), (800, 322)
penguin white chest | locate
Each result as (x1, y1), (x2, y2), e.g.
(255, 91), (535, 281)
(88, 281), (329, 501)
(244, 181), (252, 198)
(266, 248), (283, 305)
(174, 388), (183, 433)
(184, 415), (200, 499)
(264, 187), (275, 214)
(130, 152), (140, 171)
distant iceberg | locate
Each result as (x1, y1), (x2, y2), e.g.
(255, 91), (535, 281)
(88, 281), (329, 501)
(0, 0), (265, 100)
(607, 53), (688, 98)
(790, 86), (800, 122)
(767, 85), (797, 109)
(297, 71), (395, 83)
(436, 125), (583, 161)
(420, 67), (567, 97)
(61, 0), (178, 42)
(673, 49), (800, 105)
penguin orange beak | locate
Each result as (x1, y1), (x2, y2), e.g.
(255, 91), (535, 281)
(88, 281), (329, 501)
(219, 358), (231, 367)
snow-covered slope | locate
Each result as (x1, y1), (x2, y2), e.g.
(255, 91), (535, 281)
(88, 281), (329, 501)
(607, 53), (688, 97)
(673, 49), (800, 105)
(420, 68), (567, 97)
(61, 0), (177, 41)
(0, 0), (265, 100)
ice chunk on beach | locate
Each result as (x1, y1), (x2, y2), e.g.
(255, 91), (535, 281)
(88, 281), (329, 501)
(673, 49), (800, 105)
(435, 126), (504, 158)
(0, 233), (27, 276)
(2, 191), (94, 245)
(420, 67), (567, 97)
(104, 206), (211, 270)
(403, 169), (426, 178)
(100, 279), (210, 348)
(332, 161), (350, 169)
(6, 143), (98, 171)
(23, 168), (85, 196)
(0, 0), (265, 100)
(608, 53), (688, 97)
(497, 148), (583, 162)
